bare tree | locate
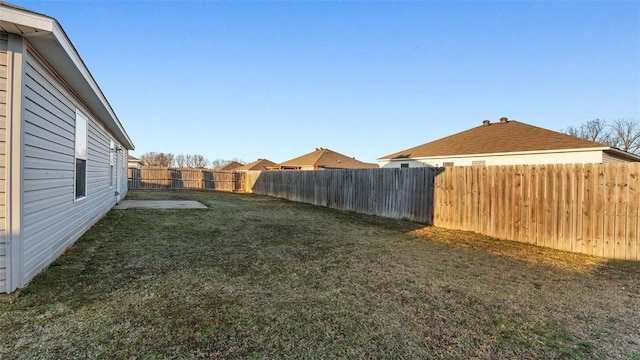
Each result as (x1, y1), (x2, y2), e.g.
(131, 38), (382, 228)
(609, 119), (640, 155)
(185, 154), (193, 168)
(210, 158), (244, 169)
(162, 154), (209, 168)
(584, 119), (610, 143)
(563, 125), (580, 138)
(140, 152), (175, 167)
(175, 154), (186, 168)
(209, 159), (225, 169)
(191, 154), (209, 168)
(563, 118), (640, 154)
(563, 118), (614, 145)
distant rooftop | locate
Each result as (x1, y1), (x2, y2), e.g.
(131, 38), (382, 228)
(379, 117), (611, 160)
(215, 161), (243, 171)
(278, 148), (378, 170)
(235, 158), (277, 171)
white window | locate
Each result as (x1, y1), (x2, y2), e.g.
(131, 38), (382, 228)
(109, 140), (115, 188)
(443, 162), (454, 167)
(400, 163), (409, 168)
(75, 110), (88, 200)
(472, 160), (486, 166)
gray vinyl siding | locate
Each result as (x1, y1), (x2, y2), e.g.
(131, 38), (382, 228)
(20, 44), (122, 285)
(602, 151), (631, 164)
(0, 32), (8, 293)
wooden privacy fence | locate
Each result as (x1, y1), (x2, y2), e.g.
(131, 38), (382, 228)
(250, 164), (640, 260)
(128, 167), (246, 192)
(251, 167), (440, 223)
(433, 163), (639, 260)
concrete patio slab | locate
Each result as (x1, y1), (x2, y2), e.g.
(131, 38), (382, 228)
(113, 200), (207, 209)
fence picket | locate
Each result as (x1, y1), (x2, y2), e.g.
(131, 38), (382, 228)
(560, 164), (571, 251)
(628, 163), (640, 260)
(615, 164), (629, 259)
(573, 164), (584, 254)
(604, 163), (617, 258)
(593, 165), (606, 257)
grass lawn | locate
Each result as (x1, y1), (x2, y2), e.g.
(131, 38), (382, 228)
(1, 190), (639, 359)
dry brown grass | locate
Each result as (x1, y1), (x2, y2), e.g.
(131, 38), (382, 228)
(0, 190), (638, 359)
(408, 227), (610, 273)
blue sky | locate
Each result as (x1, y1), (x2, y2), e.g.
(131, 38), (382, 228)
(12, 0), (640, 164)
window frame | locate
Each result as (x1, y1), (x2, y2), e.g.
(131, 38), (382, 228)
(109, 140), (115, 189)
(74, 110), (88, 201)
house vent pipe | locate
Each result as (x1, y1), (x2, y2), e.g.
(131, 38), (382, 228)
(482, 120), (490, 126)
(500, 117), (508, 123)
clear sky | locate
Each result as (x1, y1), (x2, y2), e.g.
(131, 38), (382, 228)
(12, 0), (640, 164)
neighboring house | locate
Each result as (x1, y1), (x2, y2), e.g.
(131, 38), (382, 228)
(128, 154), (145, 168)
(215, 161), (243, 171)
(0, 3), (135, 293)
(378, 117), (640, 168)
(235, 158), (277, 171)
(274, 148), (379, 170)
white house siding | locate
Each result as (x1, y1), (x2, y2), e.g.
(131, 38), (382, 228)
(0, 32), (7, 293)
(379, 150), (606, 168)
(19, 44), (122, 286)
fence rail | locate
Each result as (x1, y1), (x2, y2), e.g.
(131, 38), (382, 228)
(128, 167), (246, 192)
(250, 164), (640, 260)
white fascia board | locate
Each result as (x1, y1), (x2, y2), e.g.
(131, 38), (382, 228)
(0, 6), (54, 32)
(379, 147), (611, 162)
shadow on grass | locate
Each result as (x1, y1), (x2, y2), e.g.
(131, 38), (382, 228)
(407, 225), (640, 280)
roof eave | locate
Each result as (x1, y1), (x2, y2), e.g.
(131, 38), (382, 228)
(0, 3), (135, 150)
(605, 148), (640, 162)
